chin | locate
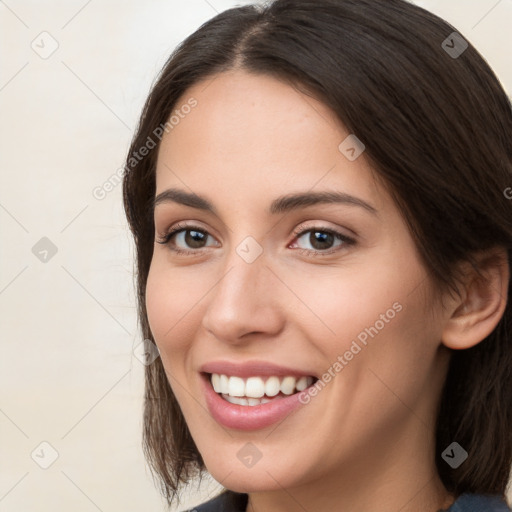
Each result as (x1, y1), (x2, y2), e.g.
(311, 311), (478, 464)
(204, 455), (310, 493)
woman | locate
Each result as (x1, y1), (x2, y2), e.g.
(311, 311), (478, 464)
(122, 0), (512, 510)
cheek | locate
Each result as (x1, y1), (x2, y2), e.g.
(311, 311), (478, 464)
(285, 259), (411, 351)
(145, 261), (204, 405)
(286, 248), (436, 398)
(145, 258), (203, 353)
(145, 263), (169, 344)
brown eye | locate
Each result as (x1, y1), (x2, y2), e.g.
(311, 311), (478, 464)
(156, 223), (219, 254)
(291, 226), (356, 255)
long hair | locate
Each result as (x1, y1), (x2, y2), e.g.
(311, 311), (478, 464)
(122, 0), (512, 506)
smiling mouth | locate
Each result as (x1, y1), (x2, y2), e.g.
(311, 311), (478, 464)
(204, 372), (318, 406)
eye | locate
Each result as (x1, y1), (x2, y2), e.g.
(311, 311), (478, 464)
(155, 223), (218, 255)
(290, 225), (356, 255)
(155, 222), (356, 257)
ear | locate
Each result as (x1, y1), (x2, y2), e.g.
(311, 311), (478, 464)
(441, 246), (509, 350)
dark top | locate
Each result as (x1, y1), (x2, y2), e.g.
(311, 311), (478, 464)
(182, 490), (511, 512)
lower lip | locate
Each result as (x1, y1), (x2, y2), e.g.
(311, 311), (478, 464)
(201, 373), (314, 431)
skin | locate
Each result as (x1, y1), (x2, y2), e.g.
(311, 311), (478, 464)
(145, 69), (509, 512)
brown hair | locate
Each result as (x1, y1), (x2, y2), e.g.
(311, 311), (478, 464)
(122, 0), (512, 506)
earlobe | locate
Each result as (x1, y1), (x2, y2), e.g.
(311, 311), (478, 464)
(441, 247), (509, 351)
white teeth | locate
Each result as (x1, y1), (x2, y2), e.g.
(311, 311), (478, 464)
(219, 374), (229, 394)
(245, 377), (265, 398)
(224, 395), (249, 406)
(222, 394), (281, 406)
(295, 376), (309, 391)
(265, 376), (281, 397)
(210, 373), (314, 400)
(211, 373), (220, 392)
(280, 376), (297, 395)
(228, 376), (245, 397)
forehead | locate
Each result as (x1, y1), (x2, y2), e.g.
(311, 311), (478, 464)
(160, 69), (343, 152)
(154, 70), (385, 213)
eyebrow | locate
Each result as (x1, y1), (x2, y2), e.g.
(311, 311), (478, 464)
(152, 188), (378, 217)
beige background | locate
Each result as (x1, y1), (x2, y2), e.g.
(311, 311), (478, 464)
(1, 1), (511, 510)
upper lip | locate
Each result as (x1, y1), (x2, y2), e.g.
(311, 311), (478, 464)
(200, 360), (318, 379)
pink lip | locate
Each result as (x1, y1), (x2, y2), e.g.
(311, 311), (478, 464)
(200, 372), (317, 431)
(199, 359), (317, 378)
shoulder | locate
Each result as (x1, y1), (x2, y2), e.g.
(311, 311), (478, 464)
(181, 490), (248, 512)
(448, 493), (511, 512)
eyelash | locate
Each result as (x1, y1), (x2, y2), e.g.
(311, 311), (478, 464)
(155, 222), (356, 257)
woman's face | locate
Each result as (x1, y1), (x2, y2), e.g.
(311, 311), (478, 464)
(146, 70), (451, 496)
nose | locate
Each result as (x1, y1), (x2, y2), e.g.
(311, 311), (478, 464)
(201, 246), (285, 344)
